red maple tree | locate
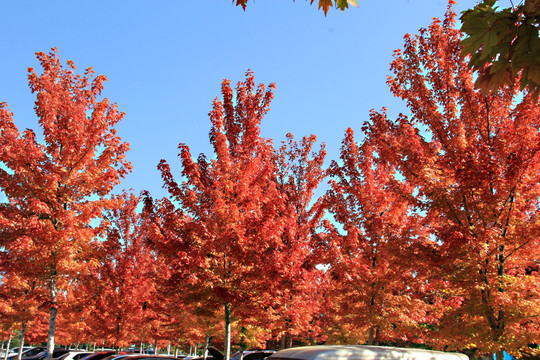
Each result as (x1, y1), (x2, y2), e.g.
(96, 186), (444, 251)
(88, 191), (159, 348)
(324, 128), (433, 345)
(0, 271), (43, 359)
(270, 133), (327, 347)
(0, 49), (131, 360)
(142, 194), (211, 350)
(147, 71), (285, 359)
(365, 9), (540, 358)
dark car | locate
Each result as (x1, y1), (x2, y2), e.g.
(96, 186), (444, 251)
(3, 348), (34, 358)
(118, 356), (177, 360)
(22, 349), (71, 360)
(99, 354), (131, 360)
(187, 347), (225, 360)
(231, 350), (276, 360)
(7, 348), (47, 360)
(80, 352), (117, 360)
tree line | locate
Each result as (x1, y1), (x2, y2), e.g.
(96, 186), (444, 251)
(1, 9), (539, 360)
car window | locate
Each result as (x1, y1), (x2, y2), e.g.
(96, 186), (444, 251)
(91, 354), (116, 360)
(26, 349), (45, 357)
(74, 354), (92, 360)
(245, 353), (274, 360)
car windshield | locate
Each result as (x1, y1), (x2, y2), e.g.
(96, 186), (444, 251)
(26, 349), (46, 357)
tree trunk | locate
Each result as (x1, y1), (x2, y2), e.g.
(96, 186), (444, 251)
(46, 271), (58, 360)
(495, 351), (504, 360)
(46, 306), (58, 360)
(1, 339), (5, 359)
(368, 327), (375, 345)
(17, 323), (27, 360)
(3, 333), (12, 360)
(203, 337), (209, 360)
(286, 332), (292, 349)
(280, 332), (292, 349)
(367, 326), (380, 346)
(224, 302), (231, 360)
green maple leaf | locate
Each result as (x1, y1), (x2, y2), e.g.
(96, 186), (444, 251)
(336, 0), (348, 11)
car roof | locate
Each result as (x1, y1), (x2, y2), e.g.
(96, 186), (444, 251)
(268, 346), (468, 360)
(121, 356), (177, 360)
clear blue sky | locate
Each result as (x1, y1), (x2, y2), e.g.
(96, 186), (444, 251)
(0, 0), (479, 200)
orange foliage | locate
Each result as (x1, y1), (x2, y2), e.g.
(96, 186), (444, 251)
(365, 9), (540, 357)
(0, 49), (131, 354)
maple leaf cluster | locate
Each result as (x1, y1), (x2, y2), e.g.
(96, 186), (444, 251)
(1, 8), (539, 360)
(460, 0), (540, 97)
(234, 0), (358, 16)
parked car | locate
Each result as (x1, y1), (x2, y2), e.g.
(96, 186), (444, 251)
(183, 347), (224, 360)
(2, 347), (34, 357)
(124, 350), (155, 355)
(230, 350), (276, 360)
(79, 352), (117, 360)
(22, 349), (71, 360)
(56, 352), (93, 360)
(99, 354), (131, 360)
(267, 346), (468, 360)
(6, 348), (47, 360)
(119, 356), (176, 360)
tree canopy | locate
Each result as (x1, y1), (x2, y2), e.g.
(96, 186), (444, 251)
(234, 0), (358, 15)
(365, 9), (540, 358)
(0, 49), (131, 360)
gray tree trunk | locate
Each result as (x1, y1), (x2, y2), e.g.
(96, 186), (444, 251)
(3, 333), (12, 360)
(224, 303), (231, 360)
(46, 270), (58, 360)
(203, 338), (209, 360)
(17, 323), (27, 360)
(367, 327), (379, 346)
(46, 306), (58, 360)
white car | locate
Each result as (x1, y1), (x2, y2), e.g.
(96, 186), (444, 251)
(55, 352), (94, 360)
(268, 346), (469, 360)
